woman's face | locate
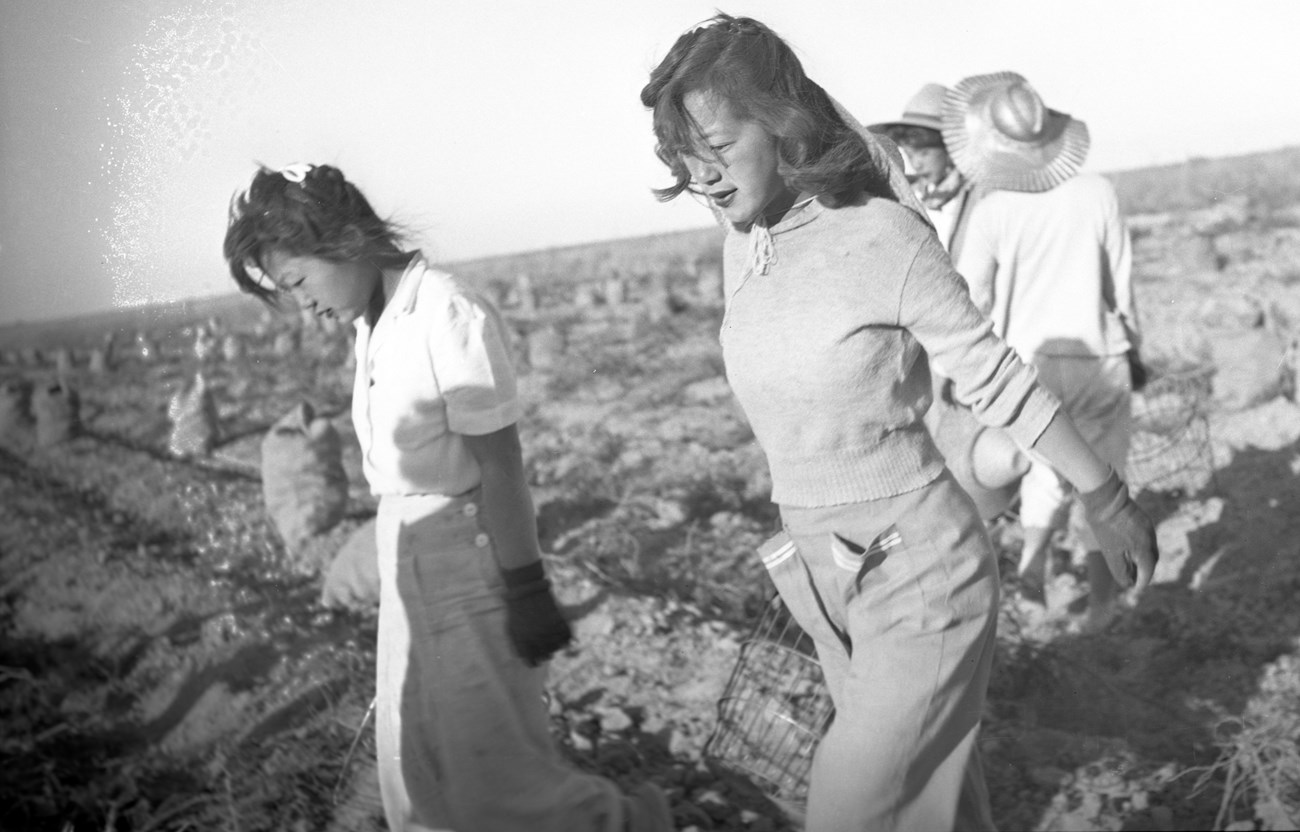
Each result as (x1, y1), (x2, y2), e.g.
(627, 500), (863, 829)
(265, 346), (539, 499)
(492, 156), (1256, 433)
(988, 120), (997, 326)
(680, 90), (799, 227)
(900, 144), (954, 189)
(260, 250), (381, 325)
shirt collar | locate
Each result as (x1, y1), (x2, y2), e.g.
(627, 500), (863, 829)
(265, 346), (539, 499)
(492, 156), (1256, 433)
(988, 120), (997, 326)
(355, 253), (424, 340)
(387, 253), (425, 316)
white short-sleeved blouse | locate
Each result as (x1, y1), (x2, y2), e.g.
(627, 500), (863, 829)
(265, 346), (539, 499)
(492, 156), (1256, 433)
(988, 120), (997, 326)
(351, 253), (521, 497)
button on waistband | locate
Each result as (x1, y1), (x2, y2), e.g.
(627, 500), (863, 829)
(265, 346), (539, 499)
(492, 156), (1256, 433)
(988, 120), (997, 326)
(474, 533), (490, 548)
(463, 503), (478, 517)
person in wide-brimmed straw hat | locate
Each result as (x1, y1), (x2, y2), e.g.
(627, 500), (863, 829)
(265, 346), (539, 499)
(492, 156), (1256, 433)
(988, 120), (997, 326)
(869, 83), (982, 257)
(947, 71), (1149, 633)
(873, 84), (1030, 517)
(942, 70), (1091, 193)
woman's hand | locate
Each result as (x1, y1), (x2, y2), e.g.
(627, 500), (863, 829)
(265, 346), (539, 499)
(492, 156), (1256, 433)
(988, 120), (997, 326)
(462, 425), (572, 664)
(500, 561), (573, 666)
(1078, 468), (1158, 591)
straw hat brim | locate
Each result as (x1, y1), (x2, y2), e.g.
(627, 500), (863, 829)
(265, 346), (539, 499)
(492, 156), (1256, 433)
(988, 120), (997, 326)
(867, 114), (944, 134)
(941, 71), (1090, 193)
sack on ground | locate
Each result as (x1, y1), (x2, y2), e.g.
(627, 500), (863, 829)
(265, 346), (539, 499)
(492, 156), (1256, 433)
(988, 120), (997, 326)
(319, 518), (379, 610)
(33, 381), (80, 447)
(168, 372), (220, 457)
(1210, 329), (1291, 411)
(0, 379), (34, 440)
(261, 402), (349, 556)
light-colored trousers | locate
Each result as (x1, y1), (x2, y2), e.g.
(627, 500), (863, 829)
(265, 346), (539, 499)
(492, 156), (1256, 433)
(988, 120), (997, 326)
(1019, 354), (1133, 549)
(772, 470), (999, 832)
(375, 491), (630, 832)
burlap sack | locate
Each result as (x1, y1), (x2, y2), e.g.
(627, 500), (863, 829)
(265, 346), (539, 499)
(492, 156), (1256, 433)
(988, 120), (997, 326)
(220, 334), (245, 362)
(261, 402), (349, 556)
(53, 347), (74, 377)
(0, 379), (34, 440)
(925, 378), (1029, 520)
(1199, 294), (1295, 410)
(526, 326), (565, 373)
(88, 347), (111, 374)
(33, 381), (80, 447)
(514, 273), (538, 314)
(1210, 329), (1293, 411)
(603, 275), (628, 307)
(168, 372), (220, 457)
(193, 327), (218, 361)
(319, 518), (380, 610)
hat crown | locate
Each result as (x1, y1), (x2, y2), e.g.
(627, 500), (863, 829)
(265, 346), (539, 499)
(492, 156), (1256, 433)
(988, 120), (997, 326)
(903, 83), (949, 121)
(942, 70), (1090, 192)
(989, 81), (1046, 142)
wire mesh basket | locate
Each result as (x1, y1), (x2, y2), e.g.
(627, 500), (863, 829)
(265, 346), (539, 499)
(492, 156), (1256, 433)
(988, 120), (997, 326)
(703, 592), (834, 813)
(1125, 365), (1216, 494)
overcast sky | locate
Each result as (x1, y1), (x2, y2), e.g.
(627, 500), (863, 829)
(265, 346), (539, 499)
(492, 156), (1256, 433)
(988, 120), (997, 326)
(2, 0), (1298, 325)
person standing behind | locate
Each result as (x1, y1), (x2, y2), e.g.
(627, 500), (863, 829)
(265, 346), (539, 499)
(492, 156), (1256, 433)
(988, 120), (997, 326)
(945, 72), (1146, 632)
(869, 83), (981, 258)
(222, 164), (672, 832)
(873, 86), (1029, 522)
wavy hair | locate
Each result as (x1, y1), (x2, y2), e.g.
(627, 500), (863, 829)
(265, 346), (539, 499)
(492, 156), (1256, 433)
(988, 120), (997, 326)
(222, 164), (409, 306)
(641, 13), (892, 208)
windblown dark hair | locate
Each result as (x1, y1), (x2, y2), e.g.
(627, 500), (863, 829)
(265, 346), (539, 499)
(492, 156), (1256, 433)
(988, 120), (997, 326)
(641, 13), (892, 208)
(222, 164), (409, 306)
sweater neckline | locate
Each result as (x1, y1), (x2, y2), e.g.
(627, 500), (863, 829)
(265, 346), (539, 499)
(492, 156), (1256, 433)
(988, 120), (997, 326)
(763, 196), (823, 235)
(735, 198), (825, 276)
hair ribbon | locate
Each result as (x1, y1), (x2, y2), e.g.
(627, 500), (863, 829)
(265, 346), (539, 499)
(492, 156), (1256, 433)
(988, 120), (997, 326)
(279, 163), (313, 183)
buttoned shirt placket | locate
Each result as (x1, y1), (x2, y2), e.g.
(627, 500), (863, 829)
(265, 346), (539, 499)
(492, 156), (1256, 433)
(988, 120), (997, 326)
(353, 261), (423, 484)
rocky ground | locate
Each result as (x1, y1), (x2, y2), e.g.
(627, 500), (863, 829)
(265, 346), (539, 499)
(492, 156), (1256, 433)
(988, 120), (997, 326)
(1, 195), (1299, 831)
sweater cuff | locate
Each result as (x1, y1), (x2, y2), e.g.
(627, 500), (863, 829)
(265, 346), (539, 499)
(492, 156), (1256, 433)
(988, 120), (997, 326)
(1001, 385), (1060, 450)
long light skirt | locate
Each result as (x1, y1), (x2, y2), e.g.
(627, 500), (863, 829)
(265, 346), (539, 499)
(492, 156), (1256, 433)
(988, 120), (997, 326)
(374, 491), (627, 832)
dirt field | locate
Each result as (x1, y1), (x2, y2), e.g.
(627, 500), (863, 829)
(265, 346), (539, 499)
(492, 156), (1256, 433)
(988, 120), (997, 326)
(2, 180), (1299, 830)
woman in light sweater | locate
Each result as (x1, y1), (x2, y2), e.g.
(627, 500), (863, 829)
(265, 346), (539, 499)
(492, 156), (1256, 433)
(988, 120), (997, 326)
(642, 15), (1157, 832)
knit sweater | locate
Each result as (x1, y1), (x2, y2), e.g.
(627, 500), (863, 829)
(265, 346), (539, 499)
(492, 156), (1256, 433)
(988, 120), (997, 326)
(719, 196), (1059, 508)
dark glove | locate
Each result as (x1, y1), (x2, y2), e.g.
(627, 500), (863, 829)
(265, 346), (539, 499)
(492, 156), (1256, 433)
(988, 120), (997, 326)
(1126, 348), (1149, 392)
(1078, 468), (1158, 591)
(500, 561), (573, 667)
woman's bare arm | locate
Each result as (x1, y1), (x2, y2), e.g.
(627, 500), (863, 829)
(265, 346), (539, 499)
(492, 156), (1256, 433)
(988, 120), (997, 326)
(1027, 410), (1111, 493)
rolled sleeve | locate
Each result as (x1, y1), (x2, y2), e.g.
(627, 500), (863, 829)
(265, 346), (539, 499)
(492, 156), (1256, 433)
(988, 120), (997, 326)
(427, 293), (521, 436)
